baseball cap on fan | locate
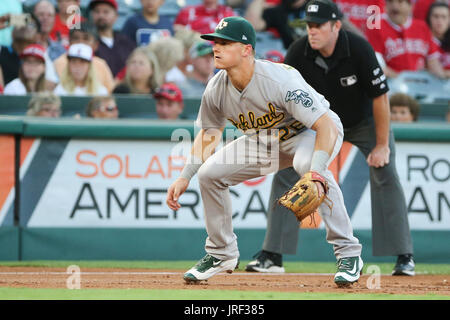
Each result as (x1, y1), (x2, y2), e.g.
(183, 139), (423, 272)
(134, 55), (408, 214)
(190, 41), (213, 59)
(153, 83), (183, 102)
(304, 0), (343, 24)
(88, 0), (118, 11)
(264, 50), (284, 63)
(201, 17), (256, 49)
(67, 43), (93, 62)
(20, 44), (46, 63)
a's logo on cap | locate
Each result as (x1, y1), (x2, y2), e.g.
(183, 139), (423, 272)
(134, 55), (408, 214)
(332, 13), (336, 18)
(308, 4), (319, 12)
(242, 35), (247, 40)
(216, 19), (228, 30)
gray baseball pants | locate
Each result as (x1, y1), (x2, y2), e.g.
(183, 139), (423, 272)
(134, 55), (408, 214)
(197, 111), (362, 260)
(262, 118), (413, 257)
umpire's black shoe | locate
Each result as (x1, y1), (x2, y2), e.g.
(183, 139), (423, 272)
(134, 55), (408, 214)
(392, 254), (415, 276)
(245, 250), (285, 273)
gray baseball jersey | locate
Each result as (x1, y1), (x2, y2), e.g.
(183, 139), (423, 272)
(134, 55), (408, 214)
(193, 58), (361, 262)
(196, 59), (331, 140)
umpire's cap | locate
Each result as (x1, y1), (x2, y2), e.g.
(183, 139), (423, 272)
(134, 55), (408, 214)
(304, 0), (343, 24)
(201, 17), (256, 49)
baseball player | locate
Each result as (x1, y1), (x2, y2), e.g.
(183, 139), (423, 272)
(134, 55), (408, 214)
(166, 16), (363, 287)
(245, 0), (415, 276)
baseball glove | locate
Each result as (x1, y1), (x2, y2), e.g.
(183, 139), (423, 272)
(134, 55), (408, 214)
(278, 171), (332, 222)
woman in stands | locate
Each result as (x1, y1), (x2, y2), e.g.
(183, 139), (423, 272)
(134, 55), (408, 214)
(26, 91), (62, 117)
(3, 44), (47, 95)
(427, 2), (450, 70)
(54, 43), (108, 96)
(113, 47), (161, 94)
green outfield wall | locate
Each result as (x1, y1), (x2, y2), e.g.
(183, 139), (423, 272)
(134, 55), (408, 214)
(0, 116), (449, 262)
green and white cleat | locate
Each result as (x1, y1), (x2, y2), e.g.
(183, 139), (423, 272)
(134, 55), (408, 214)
(334, 256), (364, 288)
(183, 254), (239, 283)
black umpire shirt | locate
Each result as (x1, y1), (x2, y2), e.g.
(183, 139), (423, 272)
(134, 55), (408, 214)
(284, 29), (389, 129)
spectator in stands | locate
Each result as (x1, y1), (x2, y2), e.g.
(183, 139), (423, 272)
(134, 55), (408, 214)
(335, 0), (386, 36)
(26, 91), (62, 117)
(0, 18), (59, 90)
(427, 2), (450, 70)
(389, 92), (420, 122)
(50, 0), (84, 48)
(33, 0), (66, 61)
(86, 95), (119, 118)
(175, 41), (215, 97)
(366, 0), (449, 79)
(121, 0), (174, 47)
(166, 29), (202, 83)
(174, 0), (236, 35)
(0, 0), (23, 47)
(113, 47), (160, 94)
(53, 22), (115, 92)
(89, 0), (136, 79)
(447, 105), (450, 122)
(145, 36), (184, 85)
(245, 0), (305, 49)
(3, 44), (47, 95)
(413, 0), (437, 22)
(54, 43), (108, 96)
(153, 82), (184, 120)
(178, 40), (215, 97)
(0, 24), (38, 86)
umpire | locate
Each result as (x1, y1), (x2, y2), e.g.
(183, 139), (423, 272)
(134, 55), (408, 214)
(246, 0), (415, 276)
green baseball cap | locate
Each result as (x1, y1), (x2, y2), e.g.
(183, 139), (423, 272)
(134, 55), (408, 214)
(189, 41), (213, 58)
(201, 16), (256, 49)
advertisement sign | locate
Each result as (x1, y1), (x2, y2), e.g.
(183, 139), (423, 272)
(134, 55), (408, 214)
(0, 139), (448, 230)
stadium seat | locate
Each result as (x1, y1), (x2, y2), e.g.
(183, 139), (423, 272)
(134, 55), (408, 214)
(254, 31), (286, 59)
(417, 102), (449, 122)
(387, 71), (450, 103)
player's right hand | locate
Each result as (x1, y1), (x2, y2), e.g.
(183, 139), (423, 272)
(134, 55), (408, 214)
(166, 177), (189, 211)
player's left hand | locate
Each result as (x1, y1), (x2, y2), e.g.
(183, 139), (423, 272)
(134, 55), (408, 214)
(367, 144), (390, 168)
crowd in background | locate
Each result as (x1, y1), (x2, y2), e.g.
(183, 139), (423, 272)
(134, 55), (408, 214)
(0, 0), (448, 121)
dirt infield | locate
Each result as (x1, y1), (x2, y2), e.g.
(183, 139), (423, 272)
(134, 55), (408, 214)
(0, 267), (449, 296)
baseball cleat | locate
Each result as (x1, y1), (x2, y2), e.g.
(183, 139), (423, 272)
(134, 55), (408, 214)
(334, 256), (364, 288)
(392, 254), (415, 276)
(245, 250), (285, 273)
(183, 254), (239, 283)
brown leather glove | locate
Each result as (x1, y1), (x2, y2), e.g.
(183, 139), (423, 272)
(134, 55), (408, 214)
(278, 171), (331, 222)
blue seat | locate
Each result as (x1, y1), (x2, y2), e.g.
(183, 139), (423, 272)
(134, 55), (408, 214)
(254, 31), (286, 59)
(387, 71), (450, 103)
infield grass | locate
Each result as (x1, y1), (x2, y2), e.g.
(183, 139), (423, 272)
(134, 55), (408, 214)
(0, 287), (449, 300)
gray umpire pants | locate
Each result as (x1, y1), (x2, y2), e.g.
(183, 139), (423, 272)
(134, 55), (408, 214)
(262, 118), (414, 257)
